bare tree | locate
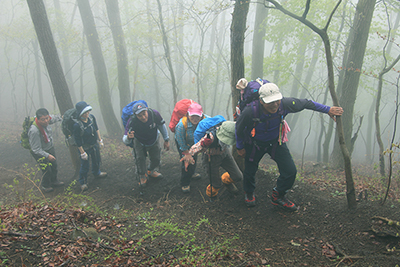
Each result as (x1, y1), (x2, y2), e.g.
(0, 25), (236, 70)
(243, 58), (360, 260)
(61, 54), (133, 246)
(251, 1), (268, 80)
(156, 0), (178, 104)
(53, 0), (77, 104)
(27, 0), (81, 174)
(105, 0), (131, 113)
(265, 0), (357, 209)
(376, 54), (400, 176)
(77, 0), (121, 137)
(230, 0), (250, 114)
(27, 0), (73, 113)
(330, 0), (377, 168)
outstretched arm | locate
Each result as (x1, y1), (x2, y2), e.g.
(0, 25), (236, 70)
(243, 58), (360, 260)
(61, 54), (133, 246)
(327, 106), (343, 122)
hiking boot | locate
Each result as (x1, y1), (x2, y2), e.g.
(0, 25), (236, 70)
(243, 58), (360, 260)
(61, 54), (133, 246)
(225, 183), (239, 194)
(182, 185), (190, 193)
(41, 186), (54, 193)
(191, 173), (201, 180)
(81, 184), (88, 192)
(139, 174), (148, 187)
(52, 180), (64, 187)
(95, 172), (108, 178)
(245, 192), (256, 207)
(147, 170), (163, 178)
(271, 188), (297, 212)
(206, 185), (219, 197)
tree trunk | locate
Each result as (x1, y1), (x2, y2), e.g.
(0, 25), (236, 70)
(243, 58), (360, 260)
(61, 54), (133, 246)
(32, 39), (44, 108)
(286, 29), (310, 131)
(27, 0), (80, 176)
(251, 1), (268, 80)
(231, 0), (250, 114)
(54, 0), (77, 104)
(77, 0), (121, 137)
(331, 0), (376, 168)
(156, 0), (178, 105)
(105, 0), (131, 114)
(145, 0), (160, 111)
(27, 0), (73, 113)
(265, 0), (357, 209)
(231, 0), (250, 171)
(376, 54), (400, 176)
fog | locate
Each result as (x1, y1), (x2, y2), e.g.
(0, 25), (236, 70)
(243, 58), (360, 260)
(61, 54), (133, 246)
(1, 0), (399, 166)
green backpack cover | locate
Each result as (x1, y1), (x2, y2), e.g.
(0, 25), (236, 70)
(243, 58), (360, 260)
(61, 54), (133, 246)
(20, 116), (37, 149)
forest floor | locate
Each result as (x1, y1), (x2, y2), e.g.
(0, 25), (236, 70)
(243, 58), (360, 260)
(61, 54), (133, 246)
(1, 121), (400, 266)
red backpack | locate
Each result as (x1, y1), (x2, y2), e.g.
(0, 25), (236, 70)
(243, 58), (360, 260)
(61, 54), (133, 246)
(169, 99), (197, 132)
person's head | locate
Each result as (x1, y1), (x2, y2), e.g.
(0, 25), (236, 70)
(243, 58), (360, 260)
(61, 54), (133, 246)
(216, 121), (236, 146)
(187, 103), (203, 125)
(259, 83), (282, 114)
(132, 102), (148, 123)
(36, 108), (50, 127)
(75, 101), (93, 120)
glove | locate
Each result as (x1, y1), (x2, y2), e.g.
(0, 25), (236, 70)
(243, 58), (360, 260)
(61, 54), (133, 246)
(81, 152), (88, 160)
(201, 137), (212, 147)
(98, 139), (104, 149)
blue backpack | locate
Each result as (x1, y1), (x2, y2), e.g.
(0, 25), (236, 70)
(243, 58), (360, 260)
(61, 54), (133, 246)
(194, 115), (226, 144)
(121, 100), (148, 127)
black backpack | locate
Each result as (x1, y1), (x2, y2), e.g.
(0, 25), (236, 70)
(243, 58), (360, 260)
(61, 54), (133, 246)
(62, 108), (92, 146)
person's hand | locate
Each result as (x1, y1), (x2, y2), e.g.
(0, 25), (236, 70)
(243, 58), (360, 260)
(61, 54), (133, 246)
(201, 137), (212, 147)
(127, 131), (135, 139)
(81, 152), (88, 160)
(180, 154), (195, 171)
(328, 106), (344, 122)
(48, 154), (56, 162)
(237, 148), (246, 158)
(164, 141), (170, 151)
(98, 139), (104, 149)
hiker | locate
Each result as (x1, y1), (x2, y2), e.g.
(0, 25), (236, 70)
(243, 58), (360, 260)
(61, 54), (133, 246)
(122, 102), (170, 187)
(236, 82), (344, 210)
(28, 108), (63, 193)
(184, 120), (243, 198)
(175, 103), (209, 193)
(73, 101), (107, 191)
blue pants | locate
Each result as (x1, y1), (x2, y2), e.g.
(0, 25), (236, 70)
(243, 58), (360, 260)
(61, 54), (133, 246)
(243, 141), (296, 195)
(79, 144), (101, 185)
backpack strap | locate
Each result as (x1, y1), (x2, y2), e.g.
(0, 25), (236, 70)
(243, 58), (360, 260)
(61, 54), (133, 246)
(246, 101), (285, 161)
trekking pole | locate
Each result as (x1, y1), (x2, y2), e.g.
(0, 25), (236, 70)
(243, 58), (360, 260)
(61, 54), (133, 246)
(208, 150), (213, 202)
(130, 129), (143, 195)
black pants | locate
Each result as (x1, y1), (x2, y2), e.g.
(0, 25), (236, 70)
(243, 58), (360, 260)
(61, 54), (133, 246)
(30, 147), (58, 188)
(175, 140), (198, 187)
(243, 142), (296, 195)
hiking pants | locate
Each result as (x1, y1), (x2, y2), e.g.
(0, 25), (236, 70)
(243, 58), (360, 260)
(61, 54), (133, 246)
(79, 143), (101, 185)
(205, 150), (243, 189)
(133, 136), (161, 175)
(243, 142), (296, 195)
(175, 140), (198, 187)
(30, 147), (58, 188)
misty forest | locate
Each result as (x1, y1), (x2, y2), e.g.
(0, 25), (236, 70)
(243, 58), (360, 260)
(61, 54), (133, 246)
(1, 0), (400, 266)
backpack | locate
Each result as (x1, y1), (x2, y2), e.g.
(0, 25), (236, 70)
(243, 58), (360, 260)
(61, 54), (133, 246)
(194, 115), (226, 144)
(20, 116), (37, 149)
(62, 108), (93, 146)
(169, 99), (197, 133)
(121, 100), (148, 128)
(234, 78), (270, 119)
(245, 100), (286, 144)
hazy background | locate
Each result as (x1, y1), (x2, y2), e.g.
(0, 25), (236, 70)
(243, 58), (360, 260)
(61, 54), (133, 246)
(1, 0), (399, 166)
